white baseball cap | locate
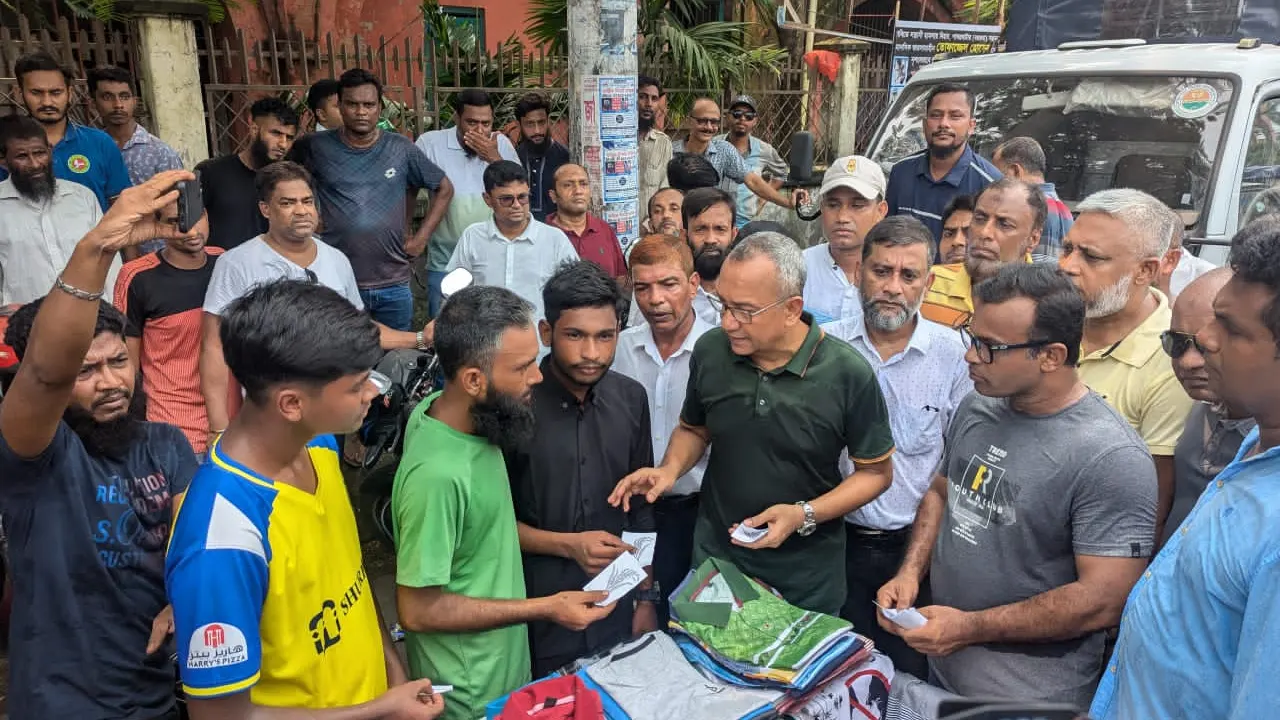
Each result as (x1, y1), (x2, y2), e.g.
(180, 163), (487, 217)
(819, 155), (886, 201)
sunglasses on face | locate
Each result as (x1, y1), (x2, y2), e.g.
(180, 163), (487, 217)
(1161, 330), (1206, 359)
(730, 110), (757, 121)
(494, 193), (531, 208)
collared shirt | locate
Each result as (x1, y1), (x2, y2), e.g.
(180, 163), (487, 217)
(673, 138), (749, 197)
(627, 285), (720, 329)
(1036, 182), (1074, 258)
(612, 316), (716, 496)
(415, 128), (520, 271)
(0, 122), (131, 211)
(446, 218), (580, 321)
(639, 128), (673, 214)
(886, 146), (1001, 240)
(1159, 401), (1255, 547)
(1090, 429), (1280, 720)
(823, 312), (973, 530)
(119, 122), (184, 187)
(1169, 251), (1217, 300)
(505, 360), (655, 663)
(0, 178), (114, 305)
(518, 140), (571, 222)
(682, 316), (896, 614)
(548, 212), (627, 278)
(920, 262), (974, 329)
(714, 134), (788, 227)
(801, 243), (862, 324)
(1079, 290), (1194, 456)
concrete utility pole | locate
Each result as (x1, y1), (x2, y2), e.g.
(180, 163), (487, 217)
(566, 0), (641, 251)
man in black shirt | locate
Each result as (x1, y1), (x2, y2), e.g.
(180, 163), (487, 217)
(507, 260), (658, 677)
(0, 170), (200, 720)
(515, 92), (570, 223)
(197, 97), (298, 249)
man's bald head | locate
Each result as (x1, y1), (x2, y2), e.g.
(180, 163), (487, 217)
(1171, 266), (1232, 403)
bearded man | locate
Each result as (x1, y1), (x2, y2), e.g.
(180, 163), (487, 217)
(0, 114), (114, 305)
(1060, 188), (1195, 540)
(195, 97), (298, 250)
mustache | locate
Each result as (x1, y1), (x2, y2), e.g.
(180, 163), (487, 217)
(93, 389), (130, 409)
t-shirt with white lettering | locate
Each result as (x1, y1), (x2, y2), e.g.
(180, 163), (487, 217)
(0, 421), (197, 719)
(929, 391), (1157, 708)
(203, 235), (364, 316)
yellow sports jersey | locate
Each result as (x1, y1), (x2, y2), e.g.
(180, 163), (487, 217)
(921, 263), (974, 329)
(166, 435), (388, 707)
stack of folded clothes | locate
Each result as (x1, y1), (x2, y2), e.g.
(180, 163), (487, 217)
(668, 557), (875, 699)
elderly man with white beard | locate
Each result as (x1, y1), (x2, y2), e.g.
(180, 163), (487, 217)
(1060, 188), (1194, 540)
(823, 215), (972, 677)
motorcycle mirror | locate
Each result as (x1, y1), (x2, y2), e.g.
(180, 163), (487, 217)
(440, 267), (474, 300)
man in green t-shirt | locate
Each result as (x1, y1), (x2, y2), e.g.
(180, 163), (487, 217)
(393, 285), (616, 720)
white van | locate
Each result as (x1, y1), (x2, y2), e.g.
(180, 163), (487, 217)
(866, 39), (1280, 264)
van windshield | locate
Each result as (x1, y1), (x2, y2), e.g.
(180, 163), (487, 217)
(871, 75), (1236, 225)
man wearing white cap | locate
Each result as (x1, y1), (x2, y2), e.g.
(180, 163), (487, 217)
(715, 94), (789, 229)
(801, 155), (888, 324)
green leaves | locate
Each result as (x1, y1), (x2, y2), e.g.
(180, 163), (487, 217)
(58, 0), (239, 22)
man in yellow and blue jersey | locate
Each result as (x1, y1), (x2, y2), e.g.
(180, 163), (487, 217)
(166, 279), (444, 719)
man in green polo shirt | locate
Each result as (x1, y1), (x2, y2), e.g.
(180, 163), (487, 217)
(610, 231), (895, 615)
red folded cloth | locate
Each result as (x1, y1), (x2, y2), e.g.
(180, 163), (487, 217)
(499, 675), (605, 720)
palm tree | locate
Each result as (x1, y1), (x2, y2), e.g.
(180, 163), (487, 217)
(525, 0), (788, 95)
(57, 0), (239, 22)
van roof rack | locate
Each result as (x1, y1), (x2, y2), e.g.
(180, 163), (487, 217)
(1057, 39), (1147, 50)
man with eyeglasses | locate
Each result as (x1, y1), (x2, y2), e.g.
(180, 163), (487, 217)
(674, 97), (797, 228)
(447, 160), (579, 328)
(610, 231), (896, 615)
(714, 95), (789, 228)
(877, 263), (1157, 708)
(1061, 188), (1195, 540)
(201, 162), (430, 450)
(1157, 267), (1253, 548)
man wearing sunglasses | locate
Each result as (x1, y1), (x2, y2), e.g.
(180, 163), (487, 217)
(878, 264), (1157, 708)
(714, 95), (789, 228)
(674, 97), (796, 228)
(1157, 268), (1253, 547)
(447, 160), (579, 330)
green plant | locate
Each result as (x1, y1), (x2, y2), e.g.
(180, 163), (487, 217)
(525, 0), (787, 95)
(59, 0), (241, 23)
(959, 0), (1010, 26)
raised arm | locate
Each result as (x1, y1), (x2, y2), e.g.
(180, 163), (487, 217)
(200, 312), (231, 444)
(0, 170), (193, 459)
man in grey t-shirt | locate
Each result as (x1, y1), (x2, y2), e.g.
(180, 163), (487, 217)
(297, 68), (453, 331)
(876, 264), (1157, 710)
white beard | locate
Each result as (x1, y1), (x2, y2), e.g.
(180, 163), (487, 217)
(1086, 273), (1134, 319)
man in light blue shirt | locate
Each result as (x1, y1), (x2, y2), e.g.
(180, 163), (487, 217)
(823, 215), (971, 678)
(1092, 217), (1280, 720)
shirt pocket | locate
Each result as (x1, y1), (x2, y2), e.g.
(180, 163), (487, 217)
(893, 407), (944, 456)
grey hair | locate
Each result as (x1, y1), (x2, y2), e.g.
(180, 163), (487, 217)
(1163, 207), (1185, 251)
(994, 136), (1047, 176)
(726, 231), (806, 298)
(1076, 188), (1172, 259)
(433, 285), (535, 379)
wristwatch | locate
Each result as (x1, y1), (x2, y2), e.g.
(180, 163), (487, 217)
(794, 501), (817, 536)
(635, 583), (662, 604)
(415, 330), (428, 351)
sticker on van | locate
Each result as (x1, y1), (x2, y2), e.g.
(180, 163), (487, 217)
(1173, 84), (1218, 119)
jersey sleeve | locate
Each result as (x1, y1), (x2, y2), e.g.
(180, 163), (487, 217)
(1072, 444), (1158, 558)
(393, 461), (466, 589)
(167, 478), (271, 698)
(407, 143), (446, 192)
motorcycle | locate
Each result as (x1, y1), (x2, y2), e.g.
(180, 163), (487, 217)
(356, 268), (474, 544)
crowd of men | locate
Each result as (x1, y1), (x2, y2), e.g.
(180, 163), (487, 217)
(0, 51), (1277, 720)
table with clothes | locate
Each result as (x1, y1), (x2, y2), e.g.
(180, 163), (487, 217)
(486, 558), (947, 720)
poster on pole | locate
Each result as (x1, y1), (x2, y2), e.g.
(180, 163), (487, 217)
(582, 74), (640, 250)
(889, 21), (1001, 102)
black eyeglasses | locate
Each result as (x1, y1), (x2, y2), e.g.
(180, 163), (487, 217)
(692, 116), (722, 127)
(730, 110), (757, 121)
(494, 193), (531, 208)
(304, 269), (318, 283)
(1161, 330), (1206, 359)
(960, 324), (1052, 364)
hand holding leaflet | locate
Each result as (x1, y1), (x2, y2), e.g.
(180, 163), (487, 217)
(621, 531), (656, 566)
(876, 602), (928, 629)
(583, 550), (646, 606)
(730, 524), (769, 544)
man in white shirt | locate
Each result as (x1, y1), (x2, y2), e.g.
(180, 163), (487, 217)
(0, 115), (112, 305)
(200, 161), (429, 448)
(416, 89), (520, 316)
(803, 156), (888, 324)
(611, 233), (713, 625)
(447, 160), (578, 324)
(823, 215), (971, 677)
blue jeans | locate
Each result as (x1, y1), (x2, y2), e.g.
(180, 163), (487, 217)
(427, 270), (447, 319)
(360, 282), (414, 331)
